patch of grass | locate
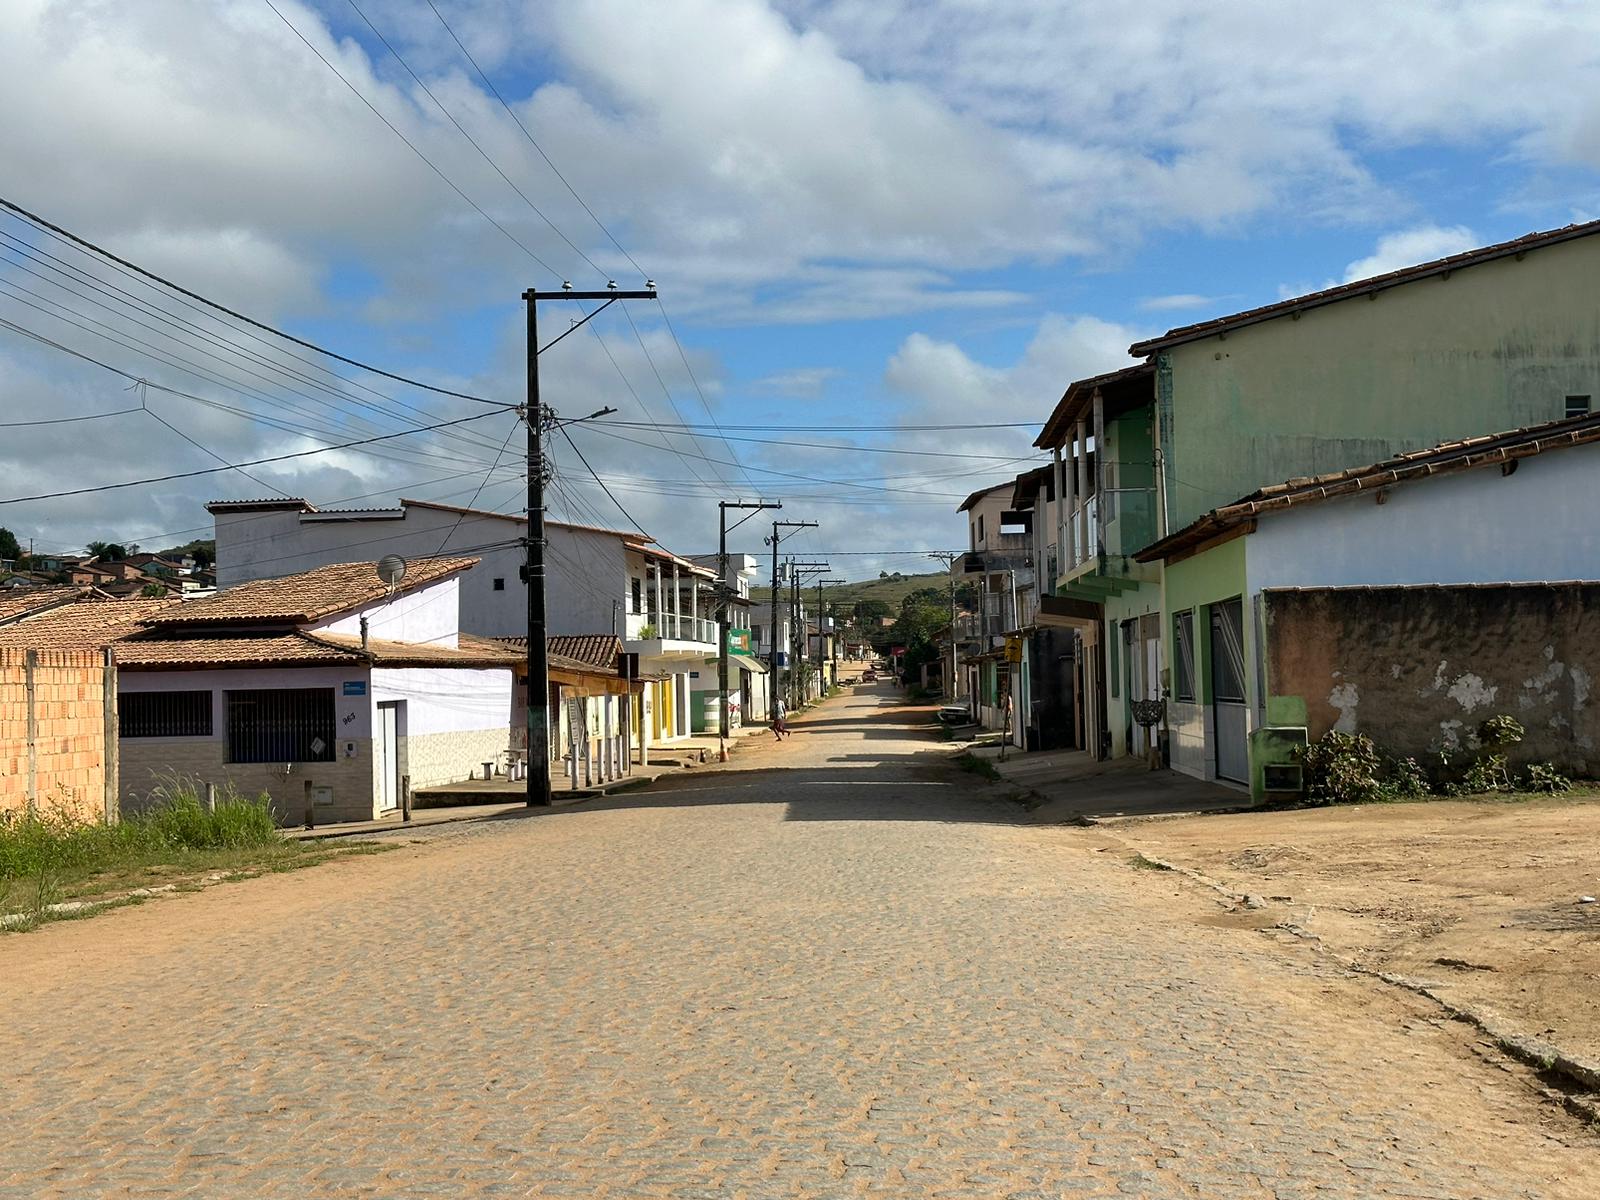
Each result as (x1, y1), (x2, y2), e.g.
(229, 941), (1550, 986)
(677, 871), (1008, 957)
(0, 776), (385, 927)
(952, 752), (1001, 782)
(1130, 854), (1173, 871)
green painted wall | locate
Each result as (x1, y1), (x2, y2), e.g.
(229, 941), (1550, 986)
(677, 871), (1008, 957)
(1162, 239), (1600, 528)
(1104, 410), (1158, 557)
(1162, 535), (1248, 707)
(1102, 579), (1162, 757)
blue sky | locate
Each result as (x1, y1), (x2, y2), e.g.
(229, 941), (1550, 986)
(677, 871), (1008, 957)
(3, 1), (1600, 578)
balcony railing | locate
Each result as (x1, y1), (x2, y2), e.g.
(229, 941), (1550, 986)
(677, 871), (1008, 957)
(639, 613), (717, 645)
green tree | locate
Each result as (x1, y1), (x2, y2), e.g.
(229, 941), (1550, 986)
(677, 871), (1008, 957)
(86, 541), (128, 561)
(854, 598), (891, 623)
(0, 527), (20, 562)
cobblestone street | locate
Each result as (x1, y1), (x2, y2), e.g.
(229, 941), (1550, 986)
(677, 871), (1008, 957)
(3, 685), (1596, 1198)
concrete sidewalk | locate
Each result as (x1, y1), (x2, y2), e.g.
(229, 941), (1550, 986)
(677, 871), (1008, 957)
(970, 743), (1246, 823)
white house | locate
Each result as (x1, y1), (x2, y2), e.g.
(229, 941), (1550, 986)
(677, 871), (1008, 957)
(0, 558), (518, 824)
(208, 497), (718, 749)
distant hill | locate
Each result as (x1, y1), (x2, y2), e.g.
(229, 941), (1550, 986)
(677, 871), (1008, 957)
(751, 569), (950, 611)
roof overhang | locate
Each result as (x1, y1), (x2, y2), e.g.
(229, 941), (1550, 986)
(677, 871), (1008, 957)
(1034, 363), (1155, 450)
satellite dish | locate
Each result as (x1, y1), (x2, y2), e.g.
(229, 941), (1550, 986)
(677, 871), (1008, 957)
(376, 555), (408, 590)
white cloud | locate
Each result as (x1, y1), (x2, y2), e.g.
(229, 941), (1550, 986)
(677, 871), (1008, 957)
(1341, 224), (1480, 283)
(1137, 293), (1233, 313)
(750, 367), (841, 397)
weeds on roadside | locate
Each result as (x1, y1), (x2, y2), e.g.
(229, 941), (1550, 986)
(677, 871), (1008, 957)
(952, 752), (1001, 782)
(0, 777), (283, 920)
(1295, 717), (1577, 805)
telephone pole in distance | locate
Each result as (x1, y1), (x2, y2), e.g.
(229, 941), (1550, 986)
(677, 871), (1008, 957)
(765, 520), (817, 716)
(718, 499), (780, 758)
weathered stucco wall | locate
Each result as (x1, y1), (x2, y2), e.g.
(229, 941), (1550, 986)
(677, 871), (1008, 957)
(1165, 236), (1600, 528)
(1263, 584), (1600, 774)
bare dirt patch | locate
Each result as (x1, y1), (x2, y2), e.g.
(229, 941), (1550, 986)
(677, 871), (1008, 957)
(1107, 793), (1600, 1065)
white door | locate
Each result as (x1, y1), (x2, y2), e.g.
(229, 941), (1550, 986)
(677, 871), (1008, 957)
(376, 702), (399, 812)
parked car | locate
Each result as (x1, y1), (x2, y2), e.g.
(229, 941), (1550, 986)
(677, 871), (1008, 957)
(937, 704), (971, 726)
(862, 668), (877, 682)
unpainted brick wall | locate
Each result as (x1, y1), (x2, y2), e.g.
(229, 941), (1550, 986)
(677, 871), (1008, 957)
(0, 648), (112, 822)
(1264, 584), (1600, 774)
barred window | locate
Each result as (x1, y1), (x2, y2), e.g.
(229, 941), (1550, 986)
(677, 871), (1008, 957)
(121, 690), (212, 738)
(227, 688), (336, 764)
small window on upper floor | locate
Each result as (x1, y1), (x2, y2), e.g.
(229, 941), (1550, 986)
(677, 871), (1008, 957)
(1566, 395), (1591, 419)
(631, 577), (643, 614)
(977, 515), (985, 544)
(492, 577), (505, 591)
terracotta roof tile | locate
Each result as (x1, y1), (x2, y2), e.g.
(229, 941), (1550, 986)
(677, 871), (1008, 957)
(0, 598), (182, 649)
(114, 633), (360, 668)
(0, 585), (85, 625)
(306, 631), (521, 667)
(1137, 411), (1600, 562)
(142, 558), (478, 626)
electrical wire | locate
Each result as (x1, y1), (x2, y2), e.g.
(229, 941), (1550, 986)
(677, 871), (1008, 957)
(259, 0), (561, 282)
(0, 405), (142, 428)
(0, 401), (508, 507)
(0, 228), (512, 458)
(423, 0), (646, 280)
(0, 193), (514, 407)
(556, 422), (650, 536)
(343, 0), (602, 280)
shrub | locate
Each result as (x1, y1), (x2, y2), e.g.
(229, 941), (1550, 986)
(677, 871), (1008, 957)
(1520, 762), (1572, 794)
(1297, 730), (1384, 805)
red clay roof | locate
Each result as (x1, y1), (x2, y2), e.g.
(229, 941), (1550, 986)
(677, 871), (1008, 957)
(1136, 411), (1600, 562)
(141, 558), (477, 627)
(1129, 219), (1600, 357)
(304, 631), (523, 667)
(114, 632), (360, 668)
(0, 585), (86, 626)
(0, 597), (182, 649)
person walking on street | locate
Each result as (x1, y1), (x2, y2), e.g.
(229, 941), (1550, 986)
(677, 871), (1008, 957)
(773, 696), (788, 740)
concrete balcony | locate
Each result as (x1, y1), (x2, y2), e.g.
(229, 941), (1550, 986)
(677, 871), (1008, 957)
(626, 611), (718, 660)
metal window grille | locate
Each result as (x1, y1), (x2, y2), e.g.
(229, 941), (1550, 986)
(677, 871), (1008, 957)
(226, 688), (336, 764)
(120, 690), (212, 738)
(1567, 394), (1592, 419)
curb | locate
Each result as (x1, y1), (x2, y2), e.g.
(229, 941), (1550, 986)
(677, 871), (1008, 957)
(1103, 838), (1600, 1121)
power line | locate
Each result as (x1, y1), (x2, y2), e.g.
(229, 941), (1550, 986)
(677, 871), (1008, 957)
(432, 417), (523, 556)
(0, 300), (506, 478)
(343, 0), (603, 280)
(0, 228), (511, 458)
(556, 422), (650, 536)
(140, 388), (291, 500)
(259, 0), (562, 283)
(0, 193), (514, 407)
(598, 420), (1043, 432)
(0, 399), (507, 507)
(422, 0), (646, 280)
(0, 405), (142, 428)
